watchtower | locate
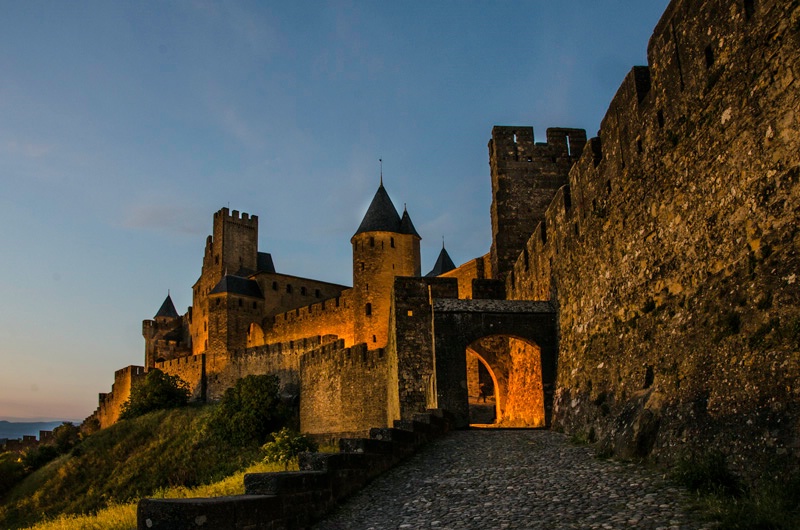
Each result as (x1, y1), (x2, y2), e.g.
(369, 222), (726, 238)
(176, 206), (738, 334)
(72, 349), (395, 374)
(351, 182), (421, 348)
(488, 126), (586, 281)
(190, 208), (259, 354)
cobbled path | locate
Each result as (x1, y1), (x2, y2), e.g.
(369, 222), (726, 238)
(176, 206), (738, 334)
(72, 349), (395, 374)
(313, 429), (714, 530)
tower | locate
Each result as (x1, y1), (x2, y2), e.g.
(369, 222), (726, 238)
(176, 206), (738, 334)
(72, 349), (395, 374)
(351, 182), (421, 348)
(190, 208), (259, 354)
(142, 293), (189, 368)
(488, 126), (586, 281)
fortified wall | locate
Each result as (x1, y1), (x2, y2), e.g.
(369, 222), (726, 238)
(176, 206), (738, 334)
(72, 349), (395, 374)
(87, 365), (146, 428)
(507, 0), (799, 475)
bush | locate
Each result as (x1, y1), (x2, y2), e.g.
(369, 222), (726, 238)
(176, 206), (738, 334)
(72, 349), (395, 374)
(262, 428), (317, 470)
(672, 451), (741, 497)
(210, 375), (287, 446)
(21, 445), (60, 473)
(120, 369), (190, 420)
(52, 422), (82, 454)
(0, 452), (26, 498)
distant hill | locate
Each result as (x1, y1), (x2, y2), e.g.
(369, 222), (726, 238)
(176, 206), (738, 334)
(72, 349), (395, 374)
(0, 421), (66, 441)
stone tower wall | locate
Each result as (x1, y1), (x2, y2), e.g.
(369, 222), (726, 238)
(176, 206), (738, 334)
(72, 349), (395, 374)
(489, 125), (586, 280)
(352, 231), (421, 348)
(507, 0), (799, 476)
(190, 208), (259, 354)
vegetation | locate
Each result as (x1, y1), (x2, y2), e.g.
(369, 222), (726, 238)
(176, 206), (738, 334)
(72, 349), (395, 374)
(672, 451), (800, 529)
(21, 460), (289, 530)
(209, 374), (288, 446)
(119, 369), (190, 420)
(262, 427), (318, 470)
(0, 406), (266, 529)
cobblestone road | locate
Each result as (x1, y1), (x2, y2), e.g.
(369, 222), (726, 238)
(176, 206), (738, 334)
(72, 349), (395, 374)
(314, 429), (714, 530)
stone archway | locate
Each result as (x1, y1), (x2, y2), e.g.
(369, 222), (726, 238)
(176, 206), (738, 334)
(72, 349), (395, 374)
(466, 335), (546, 427)
(430, 299), (556, 428)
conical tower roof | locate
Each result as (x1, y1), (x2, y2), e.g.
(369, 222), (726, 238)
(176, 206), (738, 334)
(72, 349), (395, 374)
(425, 245), (457, 277)
(399, 206), (421, 239)
(154, 294), (179, 319)
(353, 183), (403, 236)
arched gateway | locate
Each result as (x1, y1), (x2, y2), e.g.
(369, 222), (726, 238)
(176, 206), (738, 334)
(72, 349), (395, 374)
(388, 277), (557, 430)
(431, 299), (557, 428)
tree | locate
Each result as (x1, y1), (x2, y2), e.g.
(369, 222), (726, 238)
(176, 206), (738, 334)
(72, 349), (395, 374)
(210, 374), (286, 446)
(262, 428), (318, 470)
(120, 369), (190, 420)
(51, 422), (81, 453)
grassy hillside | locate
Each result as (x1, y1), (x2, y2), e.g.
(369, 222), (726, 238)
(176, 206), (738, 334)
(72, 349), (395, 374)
(0, 405), (264, 529)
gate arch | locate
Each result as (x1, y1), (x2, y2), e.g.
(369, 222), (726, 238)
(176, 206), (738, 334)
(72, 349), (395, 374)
(431, 299), (557, 428)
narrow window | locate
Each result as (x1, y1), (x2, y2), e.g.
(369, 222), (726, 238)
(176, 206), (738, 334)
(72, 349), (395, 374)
(315, 289), (321, 298)
(215, 255), (219, 264)
(238, 299), (242, 307)
(370, 237), (375, 247)
(407, 310), (413, 317)
(744, 0), (755, 20)
(657, 109), (665, 128)
(390, 237), (395, 248)
(360, 262), (365, 271)
(300, 286), (307, 296)
(636, 138), (643, 153)
(286, 284), (292, 294)
(252, 301), (257, 309)
(372, 335), (377, 343)
(272, 281), (278, 290)
(365, 303), (372, 316)
(704, 45), (715, 69)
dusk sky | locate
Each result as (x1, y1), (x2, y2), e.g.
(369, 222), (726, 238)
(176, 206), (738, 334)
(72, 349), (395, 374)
(0, 1), (670, 421)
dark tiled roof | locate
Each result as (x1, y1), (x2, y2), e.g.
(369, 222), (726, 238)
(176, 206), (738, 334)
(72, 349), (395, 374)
(155, 294), (180, 319)
(354, 184), (402, 235)
(400, 208), (421, 239)
(425, 247), (457, 277)
(210, 275), (264, 299)
(257, 252), (276, 273)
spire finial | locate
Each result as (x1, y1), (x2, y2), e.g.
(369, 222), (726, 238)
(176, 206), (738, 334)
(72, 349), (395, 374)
(404, 202), (407, 212)
(168, 289), (170, 296)
(379, 158), (383, 186)
(442, 236), (445, 249)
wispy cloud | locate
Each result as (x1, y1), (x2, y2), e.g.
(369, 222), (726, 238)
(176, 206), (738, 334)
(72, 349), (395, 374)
(122, 202), (207, 236)
(4, 139), (52, 159)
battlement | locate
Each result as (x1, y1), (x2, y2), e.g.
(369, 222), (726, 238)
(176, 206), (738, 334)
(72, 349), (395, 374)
(155, 354), (203, 370)
(272, 294), (350, 325)
(114, 365), (145, 380)
(300, 340), (387, 369)
(489, 126), (586, 163)
(214, 207), (258, 227)
(240, 334), (339, 360)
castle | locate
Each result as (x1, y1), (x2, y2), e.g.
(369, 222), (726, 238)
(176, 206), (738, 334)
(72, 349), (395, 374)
(90, 0), (798, 479)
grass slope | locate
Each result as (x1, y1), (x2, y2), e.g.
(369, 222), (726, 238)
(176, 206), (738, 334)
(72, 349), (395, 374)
(0, 405), (263, 529)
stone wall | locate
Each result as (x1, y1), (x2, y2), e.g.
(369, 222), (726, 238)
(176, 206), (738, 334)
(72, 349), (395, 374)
(260, 290), (356, 348)
(299, 340), (389, 438)
(507, 0), (799, 477)
(439, 254), (491, 299)
(88, 365), (146, 428)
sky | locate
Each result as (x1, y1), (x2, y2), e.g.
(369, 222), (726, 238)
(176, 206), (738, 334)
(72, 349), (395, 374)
(0, 1), (671, 422)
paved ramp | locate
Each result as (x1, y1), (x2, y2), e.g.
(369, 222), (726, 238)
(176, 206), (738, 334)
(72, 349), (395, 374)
(314, 430), (712, 530)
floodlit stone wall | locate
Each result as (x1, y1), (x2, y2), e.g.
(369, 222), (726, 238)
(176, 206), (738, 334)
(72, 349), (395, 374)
(507, 0), (799, 476)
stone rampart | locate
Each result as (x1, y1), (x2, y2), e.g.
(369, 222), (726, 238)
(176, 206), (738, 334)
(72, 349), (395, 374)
(508, 0), (799, 477)
(300, 341), (389, 437)
(87, 365), (146, 428)
(261, 291), (356, 348)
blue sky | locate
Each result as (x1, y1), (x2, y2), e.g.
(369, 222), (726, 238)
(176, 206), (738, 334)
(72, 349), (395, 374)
(0, 1), (670, 421)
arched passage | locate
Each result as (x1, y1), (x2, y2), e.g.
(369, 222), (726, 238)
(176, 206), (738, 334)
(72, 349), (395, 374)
(431, 299), (556, 428)
(466, 335), (546, 427)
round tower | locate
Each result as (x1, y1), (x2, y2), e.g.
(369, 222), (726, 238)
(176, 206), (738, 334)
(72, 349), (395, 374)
(351, 182), (421, 348)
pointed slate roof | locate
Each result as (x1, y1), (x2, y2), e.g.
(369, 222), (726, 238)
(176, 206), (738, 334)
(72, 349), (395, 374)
(354, 183), (402, 236)
(209, 275), (264, 299)
(155, 294), (180, 319)
(425, 246), (457, 277)
(400, 207), (421, 239)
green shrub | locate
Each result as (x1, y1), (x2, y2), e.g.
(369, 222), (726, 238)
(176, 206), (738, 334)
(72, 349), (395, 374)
(0, 452), (26, 498)
(21, 445), (61, 473)
(120, 369), (190, 420)
(210, 375), (287, 446)
(262, 428), (317, 470)
(672, 450), (741, 496)
(52, 422), (82, 454)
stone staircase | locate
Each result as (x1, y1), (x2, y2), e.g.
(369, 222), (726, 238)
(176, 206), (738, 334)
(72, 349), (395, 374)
(137, 410), (455, 529)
